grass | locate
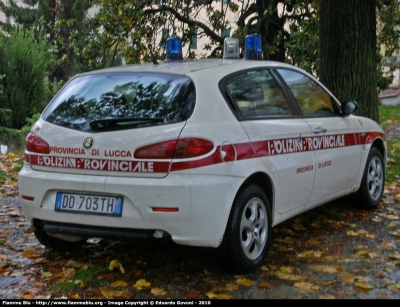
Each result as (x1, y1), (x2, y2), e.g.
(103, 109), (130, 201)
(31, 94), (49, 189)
(379, 104), (400, 183)
(50, 263), (108, 292)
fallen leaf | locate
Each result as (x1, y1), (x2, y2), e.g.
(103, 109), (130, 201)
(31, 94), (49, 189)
(279, 266), (294, 273)
(320, 281), (335, 286)
(41, 271), (53, 278)
(380, 242), (397, 250)
(69, 293), (80, 299)
(206, 292), (232, 299)
(388, 284), (400, 291)
(275, 271), (304, 281)
(390, 230), (400, 237)
(236, 278), (254, 286)
(355, 283), (373, 290)
(66, 259), (86, 269)
(63, 268), (76, 279)
(109, 259), (125, 274)
(308, 264), (340, 274)
(320, 295), (335, 299)
(225, 284), (239, 291)
(297, 250), (322, 258)
(294, 282), (319, 293)
(133, 279), (151, 290)
(19, 294), (34, 299)
(151, 287), (167, 296)
(22, 249), (40, 258)
(111, 280), (128, 287)
(257, 282), (276, 289)
(389, 253), (400, 260)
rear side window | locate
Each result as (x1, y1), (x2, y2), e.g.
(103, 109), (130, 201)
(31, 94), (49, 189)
(43, 73), (195, 132)
(225, 69), (292, 118)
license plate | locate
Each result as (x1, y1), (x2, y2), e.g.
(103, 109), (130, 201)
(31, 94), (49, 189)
(55, 192), (123, 216)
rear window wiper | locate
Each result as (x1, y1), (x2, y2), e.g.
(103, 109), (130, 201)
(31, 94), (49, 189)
(89, 117), (165, 130)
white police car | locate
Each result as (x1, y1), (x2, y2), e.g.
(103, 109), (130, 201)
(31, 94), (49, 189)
(19, 35), (386, 273)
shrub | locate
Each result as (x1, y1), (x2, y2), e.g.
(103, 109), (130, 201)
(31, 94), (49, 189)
(0, 29), (57, 129)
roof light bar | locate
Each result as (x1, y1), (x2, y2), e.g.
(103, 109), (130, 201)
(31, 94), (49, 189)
(223, 37), (240, 59)
(244, 34), (263, 60)
(165, 36), (183, 62)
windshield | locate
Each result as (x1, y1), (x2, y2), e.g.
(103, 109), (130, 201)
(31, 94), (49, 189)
(42, 73), (196, 132)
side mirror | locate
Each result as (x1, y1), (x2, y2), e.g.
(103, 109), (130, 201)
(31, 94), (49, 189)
(341, 100), (358, 115)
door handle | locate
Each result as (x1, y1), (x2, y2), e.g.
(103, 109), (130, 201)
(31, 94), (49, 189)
(314, 126), (327, 134)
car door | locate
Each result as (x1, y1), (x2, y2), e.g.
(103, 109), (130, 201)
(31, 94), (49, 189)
(276, 68), (361, 203)
(223, 68), (315, 214)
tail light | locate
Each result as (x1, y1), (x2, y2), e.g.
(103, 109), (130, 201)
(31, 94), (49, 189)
(25, 132), (50, 154)
(134, 138), (214, 159)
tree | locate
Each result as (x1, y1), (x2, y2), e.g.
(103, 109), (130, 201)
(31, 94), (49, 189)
(0, 0), (95, 83)
(2, 0), (399, 122)
(376, 0), (400, 90)
(319, 0), (379, 122)
(70, 0), (318, 70)
(0, 29), (57, 128)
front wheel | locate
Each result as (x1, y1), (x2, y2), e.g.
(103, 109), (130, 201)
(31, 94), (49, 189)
(357, 147), (385, 209)
(219, 185), (271, 274)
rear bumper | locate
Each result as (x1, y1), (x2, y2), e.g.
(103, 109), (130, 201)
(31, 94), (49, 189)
(34, 220), (155, 240)
(18, 164), (242, 247)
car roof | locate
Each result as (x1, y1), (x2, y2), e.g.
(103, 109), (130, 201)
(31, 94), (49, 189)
(76, 59), (302, 77)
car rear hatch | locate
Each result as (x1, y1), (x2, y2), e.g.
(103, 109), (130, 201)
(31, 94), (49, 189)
(25, 72), (196, 178)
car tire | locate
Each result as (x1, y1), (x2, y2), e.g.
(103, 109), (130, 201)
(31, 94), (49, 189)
(357, 147), (385, 210)
(34, 229), (87, 251)
(219, 185), (271, 274)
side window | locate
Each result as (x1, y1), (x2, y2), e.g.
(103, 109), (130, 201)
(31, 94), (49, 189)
(277, 69), (336, 116)
(225, 70), (292, 118)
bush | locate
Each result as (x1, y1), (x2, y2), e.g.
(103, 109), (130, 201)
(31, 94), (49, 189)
(0, 28), (57, 129)
(21, 113), (41, 136)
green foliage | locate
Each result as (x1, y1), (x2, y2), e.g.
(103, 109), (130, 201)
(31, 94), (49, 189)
(0, 1), (94, 83)
(0, 74), (4, 95)
(21, 113), (42, 136)
(0, 0), (398, 126)
(0, 126), (24, 148)
(64, 0), (248, 70)
(50, 263), (107, 292)
(282, 1), (319, 75)
(0, 28), (57, 129)
(0, 108), (12, 127)
(376, 0), (400, 91)
(379, 104), (400, 183)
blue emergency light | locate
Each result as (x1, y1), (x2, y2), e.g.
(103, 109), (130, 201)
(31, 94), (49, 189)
(244, 34), (263, 60)
(165, 36), (183, 62)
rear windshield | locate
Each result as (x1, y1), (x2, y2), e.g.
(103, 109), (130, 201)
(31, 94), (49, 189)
(42, 73), (196, 132)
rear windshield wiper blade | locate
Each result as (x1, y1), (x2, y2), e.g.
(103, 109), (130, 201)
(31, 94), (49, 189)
(89, 117), (165, 130)
(90, 117), (164, 125)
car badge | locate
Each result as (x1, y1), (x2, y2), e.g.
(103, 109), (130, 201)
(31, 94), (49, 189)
(83, 136), (94, 149)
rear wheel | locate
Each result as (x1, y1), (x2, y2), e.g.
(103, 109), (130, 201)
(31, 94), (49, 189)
(220, 185), (271, 273)
(357, 147), (385, 209)
(34, 229), (87, 251)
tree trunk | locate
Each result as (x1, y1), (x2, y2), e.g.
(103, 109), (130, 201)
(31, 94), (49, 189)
(319, 0), (379, 122)
(257, 0), (285, 62)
